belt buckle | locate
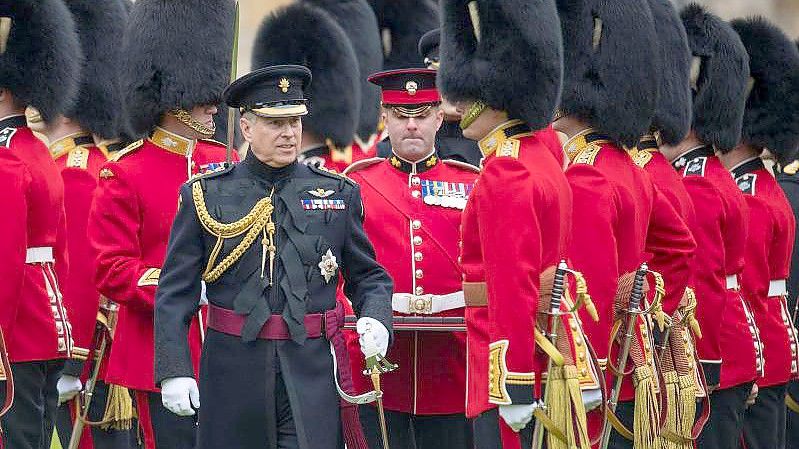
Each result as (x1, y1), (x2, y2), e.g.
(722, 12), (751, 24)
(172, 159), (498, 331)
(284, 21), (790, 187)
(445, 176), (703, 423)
(410, 295), (433, 314)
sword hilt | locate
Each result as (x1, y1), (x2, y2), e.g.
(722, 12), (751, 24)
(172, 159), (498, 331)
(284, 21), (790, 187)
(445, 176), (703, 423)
(629, 263), (648, 313)
(549, 260), (568, 315)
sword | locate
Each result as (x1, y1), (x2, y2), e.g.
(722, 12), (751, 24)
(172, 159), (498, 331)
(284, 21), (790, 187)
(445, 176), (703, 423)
(362, 322), (398, 449)
(225, 1), (239, 164)
(531, 261), (569, 449)
(67, 300), (119, 449)
(344, 315), (466, 332)
(599, 263), (648, 449)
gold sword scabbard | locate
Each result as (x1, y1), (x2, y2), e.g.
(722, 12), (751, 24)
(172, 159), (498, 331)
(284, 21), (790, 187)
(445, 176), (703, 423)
(364, 352), (398, 449)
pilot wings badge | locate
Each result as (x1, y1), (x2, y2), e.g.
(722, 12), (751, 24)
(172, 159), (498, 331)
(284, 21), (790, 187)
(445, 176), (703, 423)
(308, 188), (335, 198)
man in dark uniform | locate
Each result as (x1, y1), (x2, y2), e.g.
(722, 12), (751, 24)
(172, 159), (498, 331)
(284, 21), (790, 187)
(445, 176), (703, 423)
(0, 1), (83, 448)
(378, 29), (483, 167)
(720, 18), (799, 449)
(253, 3), (361, 172)
(154, 65), (394, 449)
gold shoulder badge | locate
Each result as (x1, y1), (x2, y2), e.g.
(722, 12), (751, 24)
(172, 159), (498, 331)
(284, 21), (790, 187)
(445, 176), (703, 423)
(497, 139), (521, 158)
(111, 139), (144, 162)
(572, 144), (601, 166)
(632, 149), (654, 168)
(66, 147), (90, 169)
(99, 168), (115, 179)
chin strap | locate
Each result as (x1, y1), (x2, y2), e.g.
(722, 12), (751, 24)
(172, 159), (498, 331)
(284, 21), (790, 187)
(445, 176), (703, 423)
(170, 109), (216, 138)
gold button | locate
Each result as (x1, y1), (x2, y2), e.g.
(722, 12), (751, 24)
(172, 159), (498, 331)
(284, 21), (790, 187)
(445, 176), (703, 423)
(575, 337), (583, 347)
(413, 236), (422, 246)
(412, 190), (421, 198)
(581, 368), (587, 376)
(415, 252), (423, 262)
(570, 322), (579, 331)
(415, 269), (424, 279)
(412, 220), (421, 230)
(415, 286), (424, 295)
(411, 177), (421, 186)
(578, 353), (586, 361)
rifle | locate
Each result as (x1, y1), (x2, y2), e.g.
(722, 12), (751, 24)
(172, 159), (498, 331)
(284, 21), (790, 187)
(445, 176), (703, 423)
(67, 299), (120, 449)
(599, 263), (648, 449)
(531, 260), (569, 449)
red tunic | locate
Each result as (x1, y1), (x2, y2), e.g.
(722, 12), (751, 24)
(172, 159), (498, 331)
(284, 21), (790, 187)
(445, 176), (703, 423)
(733, 157), (797, 387)
(51, 133), (110, 377)
(460, 121), (574, 418)
(564, 130), (695, 402)
(0, 115), (72, 363)
(88, 127), (232, 391)
(343, 153), (478, 415)
(671, 146), (760, 388)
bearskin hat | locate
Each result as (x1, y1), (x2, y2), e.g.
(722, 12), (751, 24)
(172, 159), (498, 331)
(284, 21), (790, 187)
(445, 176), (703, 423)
(418, 28), (441, 63)
(557, 0), (659, 147)
(120, 0), (235, 137)
(0, 0), (83, 122)
(731, 17), (799, 162)
(680, 4), (749, 152)
(647, 0), (692, 145)
(438, 0), (563, 130)
(368, 0), (439, 69)
(63, 0), (128, 139)
(253, 3), (360, 149)
(305, 0), (383, 141)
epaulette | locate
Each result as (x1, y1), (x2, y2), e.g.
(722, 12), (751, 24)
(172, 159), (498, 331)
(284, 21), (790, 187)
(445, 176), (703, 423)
(189, 162), (234, 183)
(198, 138), (227, 148)
(631, 150), (653, 168)
(309, 163), (357, 186)
(442, 159), (481, 173)
(571, 143), (602, 166)
(736, 173), (757, 195)
(343, 157), (385, 175)
(65, 147), (91, 169)
(110, 139), (144, 162)
(0, 127), (17, 148)
(683, 157), (708, 177)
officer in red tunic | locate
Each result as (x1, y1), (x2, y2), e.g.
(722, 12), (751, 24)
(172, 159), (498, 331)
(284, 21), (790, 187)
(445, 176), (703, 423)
(343, 68), (478, 449)
(553, 0), (696, 447)
(440, 1), (603, 448)
(40, 2), (137, 448)
(252, 2), (362, 173)
(87, 1), (235, 448)
(655, 6), (758, 448)
(0, 1), (83, 447)
(718, 17), (799, 449)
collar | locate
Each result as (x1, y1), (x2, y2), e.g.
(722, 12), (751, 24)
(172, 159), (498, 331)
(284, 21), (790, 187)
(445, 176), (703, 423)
(730, 156), (765, 179)
(148, 126), (195, 156)
(388, 149), (438, 174)
(671, 145), (714, 170)
(477, 119), (533, 158)
(242, 151), (298, 182)
(49, 132), (95, 159)
(0, 115), (27, 130)
(562, 128), (612, 162)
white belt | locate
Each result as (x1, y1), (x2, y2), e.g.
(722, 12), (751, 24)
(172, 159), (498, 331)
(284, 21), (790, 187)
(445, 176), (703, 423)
(726, 275), (740, 290)
(25, 246), (54, 264)
(392, 291), (465, 315)
(768, 279), (788, 297)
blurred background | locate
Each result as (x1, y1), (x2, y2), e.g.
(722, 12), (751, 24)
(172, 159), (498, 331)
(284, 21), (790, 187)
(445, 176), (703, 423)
(232, 0), (799, 77)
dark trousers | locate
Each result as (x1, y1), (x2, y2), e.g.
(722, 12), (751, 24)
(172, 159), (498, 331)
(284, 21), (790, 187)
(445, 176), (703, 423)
(133, 390), (196, 449)
(0, 360), (64, 449)
(607, 400), (634, 449)
(472, 408), (532, 449)
(54, 380), (139, 449)
(785, 381), (799, 449)
(741, 383), (787, 449)
(696, 381), (753, 449)
(360, 406), (473, 449)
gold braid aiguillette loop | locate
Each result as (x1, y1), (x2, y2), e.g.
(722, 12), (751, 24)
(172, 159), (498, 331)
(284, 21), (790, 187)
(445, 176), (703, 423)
(192, 182), (276, 283)
(170, 109), (216, 137)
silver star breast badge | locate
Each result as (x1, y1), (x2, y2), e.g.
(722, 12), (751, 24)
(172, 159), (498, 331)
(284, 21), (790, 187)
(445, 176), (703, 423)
(318, 249), (338, 283)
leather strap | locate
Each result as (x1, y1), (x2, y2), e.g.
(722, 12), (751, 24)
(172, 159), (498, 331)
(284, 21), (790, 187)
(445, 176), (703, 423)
(463, 282), (487, 307)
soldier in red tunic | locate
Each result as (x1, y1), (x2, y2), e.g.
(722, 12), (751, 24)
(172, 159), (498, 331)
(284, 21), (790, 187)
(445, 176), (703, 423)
(718, 17), (799, 449)
(86, 1), (235, 448)
(655, 6), (758, 448)
(38, 2), (137, 448)
(439, 1), (602, 448)
(553, 0), (696, 447)
(343, 68), (478, 449)
(0, 1), (84, 447)
(252, 2), (361, 173)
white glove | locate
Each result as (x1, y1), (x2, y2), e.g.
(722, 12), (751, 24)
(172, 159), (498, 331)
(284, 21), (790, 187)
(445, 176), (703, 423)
(56, 375), (82, 405)
(356, 317), (389, 357)
(161, 377), (200, 416)
(499, 403), (537, 432)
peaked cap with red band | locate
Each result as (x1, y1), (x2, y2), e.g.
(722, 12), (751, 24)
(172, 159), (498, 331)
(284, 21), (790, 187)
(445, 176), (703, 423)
(368, 68), (441, 106)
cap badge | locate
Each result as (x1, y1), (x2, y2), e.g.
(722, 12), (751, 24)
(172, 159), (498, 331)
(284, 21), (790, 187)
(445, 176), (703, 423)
(279, 77), (290, 93)
(405, 81), (418, 96)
